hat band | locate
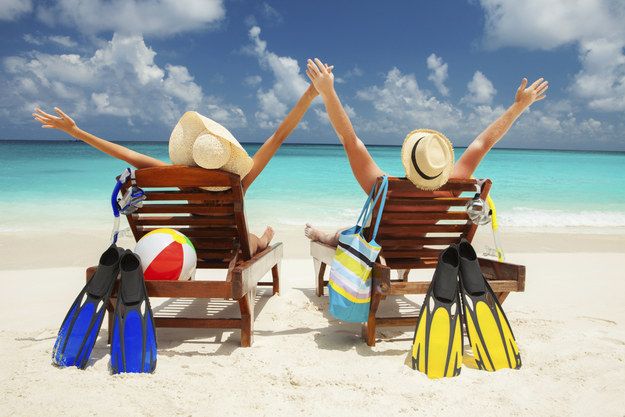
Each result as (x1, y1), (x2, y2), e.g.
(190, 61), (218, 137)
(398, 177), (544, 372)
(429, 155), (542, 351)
(411, 138), (442, 181)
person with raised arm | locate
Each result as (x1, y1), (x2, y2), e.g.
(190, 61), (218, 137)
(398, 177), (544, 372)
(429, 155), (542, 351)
(33, 77), (330, 255)
(303, 57), (548, 245)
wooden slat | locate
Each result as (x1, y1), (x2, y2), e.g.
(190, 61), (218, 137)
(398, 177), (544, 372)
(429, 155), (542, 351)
(387, 177), (478, 193)
(381, 211), (469, 220)
(377, 236), (461, 247)
(380, 219), (468, 226)
(134, 166), (236, 187)
(377, 224), (466, 235)
(141, 280), (232, 298)
(381, 258), (440, 270)
(385, 197), (472, 207)
(192, 238), (237, 250)
(376, 317), (418, 327)
(196, 248), (235, 257)
(386, 279), (520, 295)
(180, 226), (238, 237)
(143, 191), (235, 202)
(197, 260), (231, 269)
(138, 204), (234, 215)
(381, 248), (442, 259)
(133, 215), (235, 226)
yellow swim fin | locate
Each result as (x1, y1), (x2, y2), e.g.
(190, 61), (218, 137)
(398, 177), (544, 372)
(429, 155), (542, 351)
(411, 246), (463, 379)
(457, 239), (521, 371)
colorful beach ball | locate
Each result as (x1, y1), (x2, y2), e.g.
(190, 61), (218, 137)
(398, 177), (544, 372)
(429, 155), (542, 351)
(134, 229), (197, 281)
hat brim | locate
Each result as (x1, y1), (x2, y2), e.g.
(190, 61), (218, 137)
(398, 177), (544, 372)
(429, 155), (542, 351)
(169, 111), (253, 179)
(401, 128), (454, 191)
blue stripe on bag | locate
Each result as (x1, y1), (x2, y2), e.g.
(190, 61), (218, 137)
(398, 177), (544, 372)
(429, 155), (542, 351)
(328, 176), (388, 322)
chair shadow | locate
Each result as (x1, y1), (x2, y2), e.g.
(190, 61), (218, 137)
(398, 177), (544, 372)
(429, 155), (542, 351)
(254, 286), (424, 358)
(88, 287), (275, 365)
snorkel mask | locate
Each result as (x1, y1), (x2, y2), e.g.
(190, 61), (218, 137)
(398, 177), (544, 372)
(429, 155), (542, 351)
(465, 183), (491, 225)
(110, 168), (145, 243)
(466, 181), (505, 262)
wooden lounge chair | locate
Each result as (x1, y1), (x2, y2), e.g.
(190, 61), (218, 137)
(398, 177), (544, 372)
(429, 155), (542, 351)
(86, 166), (282, 347)
(310, 176), (525, 346)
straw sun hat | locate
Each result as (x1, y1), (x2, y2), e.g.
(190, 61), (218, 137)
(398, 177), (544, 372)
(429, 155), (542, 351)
(401, 128), (454, 190)
(169, 111), (253, 178)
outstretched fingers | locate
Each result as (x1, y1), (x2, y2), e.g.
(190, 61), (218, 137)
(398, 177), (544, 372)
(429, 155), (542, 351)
(54, 107), (74, 123)
(34, 107), (59, 121)
(536, 81), (549, 95)
(314, 58), (327, 74)
(529, 77), (544, 90)
(307, 59), (320, 76)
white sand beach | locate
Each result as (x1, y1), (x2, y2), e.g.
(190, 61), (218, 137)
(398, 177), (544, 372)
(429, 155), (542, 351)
(1, 226), (625, 416)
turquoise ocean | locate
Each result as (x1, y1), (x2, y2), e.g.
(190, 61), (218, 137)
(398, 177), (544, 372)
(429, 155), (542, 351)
(1, 141), (624, 232)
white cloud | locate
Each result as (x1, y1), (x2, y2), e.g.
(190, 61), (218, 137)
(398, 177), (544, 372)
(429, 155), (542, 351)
(2, 33), (245, 128)
(36, 0), (225, 37)
(261, 2), (283, 24)
(356, 67), (461, 134)
(247, 26), (309, 128)
(0, 0), (31, 21)
(23, 34), (77, 48)
(335, 65), (364, 84)
(426, 53), (449, 96)
(464, 71), (496, 105)
(49, 35), (77, 48)
(353, 66), (617, 149)
(315, 104), (356, 124)
(244, 75), (262, 87)
(478, 0), (625, 111)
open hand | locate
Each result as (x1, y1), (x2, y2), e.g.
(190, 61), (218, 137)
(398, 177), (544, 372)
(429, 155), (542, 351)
(515, 77), (548, 108)
(306, 58), (334, 97)
(33, 107), (77, 134)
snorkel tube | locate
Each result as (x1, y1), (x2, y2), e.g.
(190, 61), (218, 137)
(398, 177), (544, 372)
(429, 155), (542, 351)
(466, 180), (506, 262)
(485, 194), (505, 262)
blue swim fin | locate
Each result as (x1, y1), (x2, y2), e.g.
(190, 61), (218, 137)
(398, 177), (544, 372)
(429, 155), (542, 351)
(52, 245), (122, 368)
(110, 250), (157, 374)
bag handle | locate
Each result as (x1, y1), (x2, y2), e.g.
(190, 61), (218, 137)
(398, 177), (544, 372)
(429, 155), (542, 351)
(355, 179), (378, 229)
(369, 176), (388, 241)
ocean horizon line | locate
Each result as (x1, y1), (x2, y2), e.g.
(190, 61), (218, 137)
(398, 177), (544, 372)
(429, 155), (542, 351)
(2, 139), (625, 154)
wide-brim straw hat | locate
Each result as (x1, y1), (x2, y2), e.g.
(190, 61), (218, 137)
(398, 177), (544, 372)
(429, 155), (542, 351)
(169, 111), (254, 179)
(401, 128), (454, 190)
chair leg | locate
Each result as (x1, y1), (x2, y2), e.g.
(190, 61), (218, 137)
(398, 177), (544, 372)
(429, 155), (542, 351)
(496, 291), (510, 304)
(314, 259), (327, 297)
(398, 269), (410, 282)
(238, 292), (254, 347)
(271, 263), (280, 295)
(363, 289), (383, 346)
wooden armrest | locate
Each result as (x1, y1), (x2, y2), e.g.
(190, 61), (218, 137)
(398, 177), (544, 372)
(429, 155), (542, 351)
(478, 257), (526, 292)
(232, 242), (283, 298)
(310, 240), (336, 265)
(372, 262), (391, 294)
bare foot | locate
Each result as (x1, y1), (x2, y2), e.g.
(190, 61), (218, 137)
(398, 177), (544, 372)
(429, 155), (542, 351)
(261, 226), (274, 244)
(305, 223), (341, 246)
(304, 223), (324, 242)
(257, 226), (274, 251)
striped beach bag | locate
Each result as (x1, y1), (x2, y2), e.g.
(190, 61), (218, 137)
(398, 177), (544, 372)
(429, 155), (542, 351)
(328, 176), (389, 322)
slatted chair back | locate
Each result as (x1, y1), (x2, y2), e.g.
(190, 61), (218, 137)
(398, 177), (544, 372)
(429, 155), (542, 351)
(366, 177), (491, 270)
(121, 166), (252, 268)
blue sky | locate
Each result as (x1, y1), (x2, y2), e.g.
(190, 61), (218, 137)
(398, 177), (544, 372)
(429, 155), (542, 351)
(0, 0), (624, 151)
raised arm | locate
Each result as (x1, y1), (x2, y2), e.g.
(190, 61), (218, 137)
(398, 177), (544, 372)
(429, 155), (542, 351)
(33, 107), (168, 169)
(453, 77), (548, 179)
(242, 83), (319, 191)
(307, 58), (383, 193)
